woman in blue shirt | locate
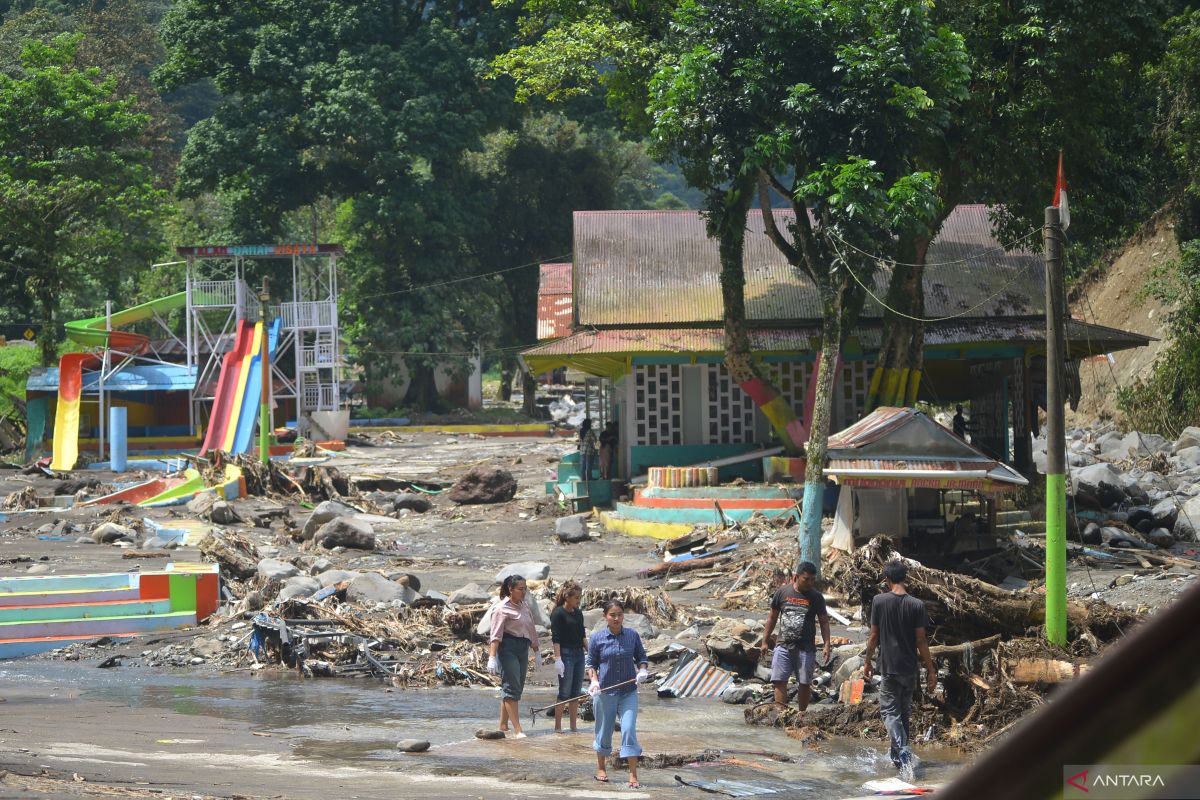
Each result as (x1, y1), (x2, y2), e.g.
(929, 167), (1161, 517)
(587, 599), (649, 788)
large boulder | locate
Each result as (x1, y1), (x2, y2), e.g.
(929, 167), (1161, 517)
(346, 572), (419, 605)
(91, 522), (136, 544)
(258, 558), (300, 584)
(448, 582), (491, 605)
(316, 569), (361, 587)
(393, 493), (433, 513)
(1175, 426), (1200, 452)
(1174, 446), (1200, 472)
(278, 576), (321, 601)
(1120, 431), (1170, 459)
(1151, 497), (1180, 530)
(446, 465), (517, 505)
(1072, 463), (1129, 509)
(300, 500), (358, 540)
(495, 562), (550, 583)
(210, 500), (242, 525)
(1094, 431), (1128, 462)
(313, 517), (376, 550)
(703, 618), (763, 666)
(1173, 495), (1200, 542)
(555, 514), (590, 543)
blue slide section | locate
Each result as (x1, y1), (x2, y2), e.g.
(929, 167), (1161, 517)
(231, 318), (282, 454)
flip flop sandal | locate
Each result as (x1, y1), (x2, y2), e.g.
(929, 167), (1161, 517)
(593, 773), (609, 783)
(627, 780), (643, 789)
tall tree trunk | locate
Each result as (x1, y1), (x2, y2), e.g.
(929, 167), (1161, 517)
(499, 359), (515, 402)
(36, 287), (57, 367)
(799, 289), (842, 568)
(867, 235), (930, 409)
(521, 368), (536, 417)
(404, 362), (441, 412)
(713, 184), (806, 454)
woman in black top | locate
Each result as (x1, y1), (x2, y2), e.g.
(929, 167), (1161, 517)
(550, 580), (587, 732)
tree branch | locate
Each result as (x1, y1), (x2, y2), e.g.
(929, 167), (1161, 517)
(756, 172), (800, 264)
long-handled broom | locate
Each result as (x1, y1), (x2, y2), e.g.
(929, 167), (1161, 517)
(529, 676), (640, 728)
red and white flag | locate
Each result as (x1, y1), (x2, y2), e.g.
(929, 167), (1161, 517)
(1052, 151), (1070, 230)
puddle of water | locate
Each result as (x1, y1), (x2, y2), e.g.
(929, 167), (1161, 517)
(1, 661), (969, 796)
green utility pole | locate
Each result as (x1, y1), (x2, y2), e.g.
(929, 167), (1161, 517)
(258, 281), (271, 466)
(1043, 206), (1067, 647)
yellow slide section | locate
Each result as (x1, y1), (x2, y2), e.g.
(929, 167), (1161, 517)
(220, 321), (262, 452)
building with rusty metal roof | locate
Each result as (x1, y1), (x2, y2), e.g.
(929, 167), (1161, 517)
(523, 207), (1150, 482)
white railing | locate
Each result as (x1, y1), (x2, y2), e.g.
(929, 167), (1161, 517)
(280, 301), (336, 329)
(190, 280), (237, 307)
(300, 342), (338, 369)
(302, 382), (339, 411)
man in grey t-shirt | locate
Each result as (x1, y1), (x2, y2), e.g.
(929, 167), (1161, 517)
(863, 560), (936, 779)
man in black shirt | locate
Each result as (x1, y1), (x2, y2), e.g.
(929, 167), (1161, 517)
(863, 560), (936, 779)
(761, 561), (831, 717)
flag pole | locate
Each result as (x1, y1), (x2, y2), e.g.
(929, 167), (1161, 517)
(1044, 203), (1067, 648)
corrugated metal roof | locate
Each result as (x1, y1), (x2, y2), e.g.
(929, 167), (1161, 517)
(656, 648), (736, 699)
(824, 407), (1028, 487)
(521, 319), (1151, 359)
(827, 406), (913, 448)
(537, 263), (574, 340)
(26, 364), (196, 392)
(574, 205), (1043, 326)
(538, 263), (571, 295)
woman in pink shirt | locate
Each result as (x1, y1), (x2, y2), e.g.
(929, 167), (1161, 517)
(487, 574), (539, 737)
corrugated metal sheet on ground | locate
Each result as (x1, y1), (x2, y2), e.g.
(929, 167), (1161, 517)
(674, 775), (781, 796)
(573, 205), (1044, 326)
(657, 648), (735, 698)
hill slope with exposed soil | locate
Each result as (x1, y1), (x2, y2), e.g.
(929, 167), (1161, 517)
(1068, 211), (1179, 426)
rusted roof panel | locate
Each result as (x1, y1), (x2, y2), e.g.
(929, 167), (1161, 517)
(538, 263), (572, 295)
(574, 205), (1043, 326)
(827, 407), (914, 448)
(536, 263), (573, 339)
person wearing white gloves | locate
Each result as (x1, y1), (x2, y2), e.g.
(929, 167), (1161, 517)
(487, 574), (539, 738)
(586, 599), (649, 789)
(550, 580), (587, 733)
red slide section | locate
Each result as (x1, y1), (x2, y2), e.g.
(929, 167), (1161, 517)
(200, 320), (254, 456)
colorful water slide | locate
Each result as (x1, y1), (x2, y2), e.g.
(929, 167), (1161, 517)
(50, 293), (187, 471)
(230, 317), (281, 454)
(199, 319), (255, 456)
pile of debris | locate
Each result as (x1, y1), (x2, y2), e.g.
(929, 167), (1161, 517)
(740, 535), (1148, 749)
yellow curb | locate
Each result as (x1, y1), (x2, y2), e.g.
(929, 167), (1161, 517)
(349, 423), (552, 434)
(596, 511), (692, 540)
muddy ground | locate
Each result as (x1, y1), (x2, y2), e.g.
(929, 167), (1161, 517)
(0, 432), (1194, 798)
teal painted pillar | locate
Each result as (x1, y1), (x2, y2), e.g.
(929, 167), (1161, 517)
(799, 480), (823, 567)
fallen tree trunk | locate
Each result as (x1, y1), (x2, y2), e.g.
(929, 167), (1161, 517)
(1010, 658), (1090, 685)
(641, 553), (737, 578)
(929, 634), (1002, 658)
(829, 536), (1140, 642)
(199, 531), (259, 580)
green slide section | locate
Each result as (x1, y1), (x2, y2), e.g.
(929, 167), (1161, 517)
(64, 292), (187, 349)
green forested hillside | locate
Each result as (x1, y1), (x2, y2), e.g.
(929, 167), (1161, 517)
(0, 0), (1198, 426)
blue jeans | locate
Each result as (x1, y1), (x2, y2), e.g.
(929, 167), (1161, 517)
(580, 452), (596, 481)
(593, 689), (641, 758)
(880, 673), (916, 769)
(558, 647), (586, 701)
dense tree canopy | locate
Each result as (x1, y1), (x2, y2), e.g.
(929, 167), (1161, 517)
(0, 34), (163, 364)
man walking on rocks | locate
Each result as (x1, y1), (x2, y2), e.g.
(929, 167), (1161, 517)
(762, 561), (831, 718)
(863, 561), (936, 779)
